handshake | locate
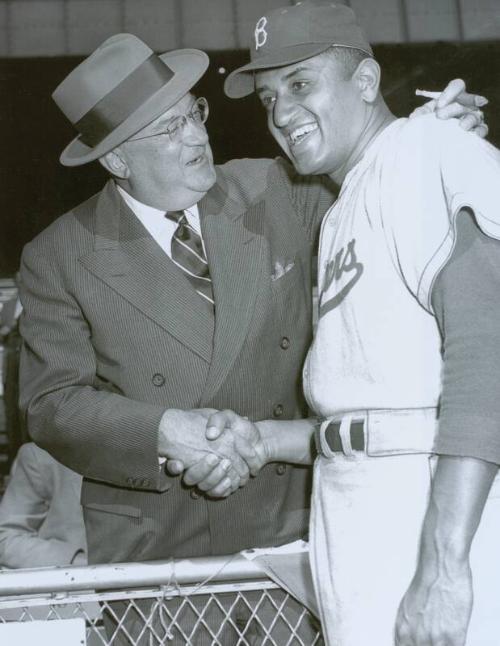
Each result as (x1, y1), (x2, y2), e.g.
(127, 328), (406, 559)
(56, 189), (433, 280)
(159, 408), (270, 498)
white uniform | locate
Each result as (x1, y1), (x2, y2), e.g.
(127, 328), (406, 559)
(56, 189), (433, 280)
(304, 115), (500, 646)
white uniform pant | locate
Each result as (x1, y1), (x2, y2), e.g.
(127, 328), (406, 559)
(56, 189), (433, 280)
(310, 452), (500, 646)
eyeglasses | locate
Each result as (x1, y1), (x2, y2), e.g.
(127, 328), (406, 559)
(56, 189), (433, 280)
(129, 97), (209, 143)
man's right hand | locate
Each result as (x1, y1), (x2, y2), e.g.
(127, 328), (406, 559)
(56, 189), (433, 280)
(158, 408), (251, 494)
(165, 409), (269, 497)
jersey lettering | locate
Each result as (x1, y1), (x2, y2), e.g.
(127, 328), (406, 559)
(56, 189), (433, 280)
(319, 238), (364, 318)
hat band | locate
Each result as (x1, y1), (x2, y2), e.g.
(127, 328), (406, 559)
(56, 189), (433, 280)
(76, 55), (174, 148)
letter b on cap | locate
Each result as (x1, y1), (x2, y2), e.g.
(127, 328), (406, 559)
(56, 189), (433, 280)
(255, 16), (268, 50)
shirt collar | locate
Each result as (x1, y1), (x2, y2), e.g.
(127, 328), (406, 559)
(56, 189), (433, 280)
(116, 184), (201, 233)
(116, 184), (164, 220)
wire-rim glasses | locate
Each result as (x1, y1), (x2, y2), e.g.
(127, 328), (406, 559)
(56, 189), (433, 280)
(129, 97), (209, 143)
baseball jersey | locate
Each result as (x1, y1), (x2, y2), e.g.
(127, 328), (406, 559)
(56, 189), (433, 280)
(304, 114), (500, 419)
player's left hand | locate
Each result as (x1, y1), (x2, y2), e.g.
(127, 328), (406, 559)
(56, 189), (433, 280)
(395, 558), (473, 645)
(411, 78), (488, 138)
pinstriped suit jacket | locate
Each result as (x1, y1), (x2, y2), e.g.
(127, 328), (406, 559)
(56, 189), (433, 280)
(19, 157), (335, 563)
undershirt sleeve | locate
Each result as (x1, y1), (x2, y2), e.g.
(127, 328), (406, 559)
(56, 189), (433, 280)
(431, 208), (500, 465)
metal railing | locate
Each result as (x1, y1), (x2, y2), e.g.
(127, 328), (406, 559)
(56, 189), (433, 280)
(0, 555), (322, 645)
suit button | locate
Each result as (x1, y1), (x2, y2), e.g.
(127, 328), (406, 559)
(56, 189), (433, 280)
(126, 477), (134, 486)
(280, 337), (290, 350)
(190, 489), (201, 500)
(273, 404), (284, 418)
(275, 463), (287, 476)
(141, 478), (150, 488)
(152, 373), (165, 387)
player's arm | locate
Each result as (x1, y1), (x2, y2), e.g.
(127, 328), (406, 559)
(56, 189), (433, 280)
(254, 418), (317, 466)
(168, 415), (317, 497)
(395, 211), (500, 646)
(396, 457), (496, 646)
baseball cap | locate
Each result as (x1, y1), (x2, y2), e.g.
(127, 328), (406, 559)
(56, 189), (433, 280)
(224, 1), (373, 99)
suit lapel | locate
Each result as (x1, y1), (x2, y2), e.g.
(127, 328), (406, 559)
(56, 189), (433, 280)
(199, 176), (268, 403)
(79, 181), (214, 363)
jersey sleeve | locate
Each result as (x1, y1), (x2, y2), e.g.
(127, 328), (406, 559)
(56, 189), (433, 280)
(381, 115), (500, 312)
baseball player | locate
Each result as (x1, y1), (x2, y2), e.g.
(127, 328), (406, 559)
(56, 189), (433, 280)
(193, 3), (500, 645)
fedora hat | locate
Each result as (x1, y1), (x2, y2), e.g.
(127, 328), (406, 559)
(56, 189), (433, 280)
(53, 33), (209, 166)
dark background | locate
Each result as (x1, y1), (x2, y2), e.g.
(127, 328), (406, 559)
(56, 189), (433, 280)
(1, 40), (499, 276)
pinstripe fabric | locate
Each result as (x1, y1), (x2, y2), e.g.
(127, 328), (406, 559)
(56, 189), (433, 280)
(19, 158), (336, 564)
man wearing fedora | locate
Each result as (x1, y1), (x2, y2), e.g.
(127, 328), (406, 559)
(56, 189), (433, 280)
(18, 32), (337, 643)
(18, 24), (485, 645)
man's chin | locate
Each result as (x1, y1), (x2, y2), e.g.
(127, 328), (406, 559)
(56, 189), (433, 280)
(201, 166), (217, 190)
(191, 163), (217, 192)
(191, 172), (217, 193)
(289, 154), (324, 176)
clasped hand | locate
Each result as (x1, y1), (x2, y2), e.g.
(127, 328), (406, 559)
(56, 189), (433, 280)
(163, 409), (268, 497)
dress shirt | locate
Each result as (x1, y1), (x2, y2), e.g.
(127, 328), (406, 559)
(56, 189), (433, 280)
(116, 184), (205, 257)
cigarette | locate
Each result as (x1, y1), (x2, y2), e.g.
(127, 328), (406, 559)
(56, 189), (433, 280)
(415, 89), (440, 99)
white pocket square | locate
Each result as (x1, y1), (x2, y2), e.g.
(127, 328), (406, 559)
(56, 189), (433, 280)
(271, 260), (295, 281)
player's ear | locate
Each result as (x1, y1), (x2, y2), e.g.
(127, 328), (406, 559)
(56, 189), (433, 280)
(353, 58), (381, 104)
(99, 148), (130, 179)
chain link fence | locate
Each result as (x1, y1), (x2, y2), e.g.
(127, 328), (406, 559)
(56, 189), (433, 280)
(0, 555), (323, 645)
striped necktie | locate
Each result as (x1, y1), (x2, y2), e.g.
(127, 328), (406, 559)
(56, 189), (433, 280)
(166, 211), (214, 307)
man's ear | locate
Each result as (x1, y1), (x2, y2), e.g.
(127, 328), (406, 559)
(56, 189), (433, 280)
(99, 148), (130, 179)
(353, 58), (381, 104)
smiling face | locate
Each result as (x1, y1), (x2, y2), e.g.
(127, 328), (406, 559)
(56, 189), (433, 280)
(255, 52), (367, 181)
(116, 93), (216, 210)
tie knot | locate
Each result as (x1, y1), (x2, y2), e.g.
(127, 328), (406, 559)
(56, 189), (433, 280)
(165, 210), (185, 224)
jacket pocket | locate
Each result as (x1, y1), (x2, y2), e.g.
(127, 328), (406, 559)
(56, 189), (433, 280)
(82, 501), (142, 518)
(271, 258), (299, 289)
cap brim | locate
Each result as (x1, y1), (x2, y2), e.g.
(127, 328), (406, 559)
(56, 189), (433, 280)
(60, 48), (209, 167)
(224, 43), (334, 99)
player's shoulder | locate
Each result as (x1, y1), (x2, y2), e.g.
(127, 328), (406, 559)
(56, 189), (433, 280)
(372, 115), (478, 181)
(395, 113), (475, 151)
(389, 114), (499, 178)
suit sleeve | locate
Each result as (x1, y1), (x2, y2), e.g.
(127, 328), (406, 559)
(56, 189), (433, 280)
(278, 159), (337, 246)
(0, 444), (83, 568)
(19, 240), (169, 492)
(220, 157), (336, 246)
